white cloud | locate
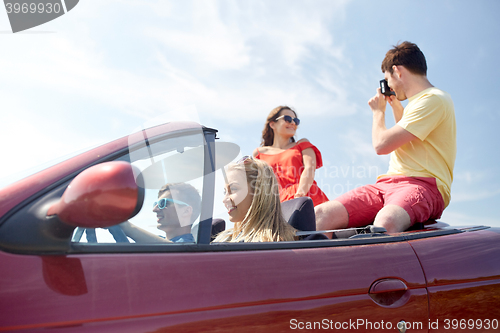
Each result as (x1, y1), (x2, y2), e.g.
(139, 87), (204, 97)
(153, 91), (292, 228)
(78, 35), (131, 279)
(144, 3), (251, 71)
(0, 0), (360, 180)
(0, 33), (211, 120)
(0, 100), (105, 182)
(451, 188), (500, 203)
(451, 169), (500, 203)
(454, 170), (481, 184)
(338, 129), (385, 161)
(440, 210), (500, 229)
(1, 0), (356, 119)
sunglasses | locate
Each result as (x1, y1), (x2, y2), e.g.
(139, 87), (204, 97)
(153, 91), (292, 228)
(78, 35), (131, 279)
(153, 197), (189, 209)
(275, 115), (300, 126)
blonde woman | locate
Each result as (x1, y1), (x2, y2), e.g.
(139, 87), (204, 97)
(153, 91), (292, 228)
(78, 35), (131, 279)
(214, 157), (296, 242)
(253, 106), (329, 206)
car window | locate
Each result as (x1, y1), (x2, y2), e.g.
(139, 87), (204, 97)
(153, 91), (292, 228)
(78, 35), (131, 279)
(72, 131), (206, 244)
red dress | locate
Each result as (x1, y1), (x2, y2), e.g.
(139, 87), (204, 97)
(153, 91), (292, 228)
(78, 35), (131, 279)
(255, 142), (329, 206)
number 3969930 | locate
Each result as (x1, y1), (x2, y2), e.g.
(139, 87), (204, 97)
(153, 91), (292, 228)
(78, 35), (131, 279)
(5, 2), (62, 14)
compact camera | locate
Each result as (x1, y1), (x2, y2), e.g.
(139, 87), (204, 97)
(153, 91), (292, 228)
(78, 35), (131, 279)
(380, 79), (395, 96)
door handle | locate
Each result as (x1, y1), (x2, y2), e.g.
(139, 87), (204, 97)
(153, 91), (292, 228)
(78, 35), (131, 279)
(368, 278), (408, 306)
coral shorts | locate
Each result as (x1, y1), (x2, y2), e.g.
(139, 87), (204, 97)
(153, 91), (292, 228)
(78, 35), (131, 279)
(336, 176), (445, 228)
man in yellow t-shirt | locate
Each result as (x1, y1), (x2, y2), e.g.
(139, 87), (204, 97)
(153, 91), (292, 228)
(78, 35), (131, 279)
(316, 41), (456, 234)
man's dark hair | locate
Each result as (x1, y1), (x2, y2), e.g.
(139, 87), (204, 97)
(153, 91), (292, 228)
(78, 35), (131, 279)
(381, 41), (427, 76)
(158, 183), (201, 223)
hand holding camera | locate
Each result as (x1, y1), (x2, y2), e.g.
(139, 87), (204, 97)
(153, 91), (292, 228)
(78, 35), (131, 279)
(380, 79), (395, 96)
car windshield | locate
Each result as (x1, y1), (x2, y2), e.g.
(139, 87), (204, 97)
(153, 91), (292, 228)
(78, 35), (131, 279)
(70, 126), (240, 245)
(73, 130), (207, 244)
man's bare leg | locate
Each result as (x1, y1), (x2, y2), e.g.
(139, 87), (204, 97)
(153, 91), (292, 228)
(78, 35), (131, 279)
(373, 205), (411, 233)
(314, 200), (349, 238)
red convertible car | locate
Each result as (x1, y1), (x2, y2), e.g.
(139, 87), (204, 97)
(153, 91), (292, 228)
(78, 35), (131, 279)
(0, 122), (498, 332)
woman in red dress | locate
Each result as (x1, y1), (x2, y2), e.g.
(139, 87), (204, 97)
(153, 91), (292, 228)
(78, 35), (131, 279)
(252, 106), (329, 206)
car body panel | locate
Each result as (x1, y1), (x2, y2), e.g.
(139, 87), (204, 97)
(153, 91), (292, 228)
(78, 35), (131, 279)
(409, 228), (500, 331)
(0, 242), (428, 332)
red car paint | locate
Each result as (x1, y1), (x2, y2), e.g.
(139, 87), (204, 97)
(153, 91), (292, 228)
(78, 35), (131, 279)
(47, 161), (141, 228)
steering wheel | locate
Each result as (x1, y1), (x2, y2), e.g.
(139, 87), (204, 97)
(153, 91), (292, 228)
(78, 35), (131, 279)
(73, 225), (130, 243)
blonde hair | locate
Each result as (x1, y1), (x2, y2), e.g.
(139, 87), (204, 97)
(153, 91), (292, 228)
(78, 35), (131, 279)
(214, 158), (296, 242)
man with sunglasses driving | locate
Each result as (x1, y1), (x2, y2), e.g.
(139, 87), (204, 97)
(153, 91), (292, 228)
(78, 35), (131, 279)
(120, 182), (201, 243)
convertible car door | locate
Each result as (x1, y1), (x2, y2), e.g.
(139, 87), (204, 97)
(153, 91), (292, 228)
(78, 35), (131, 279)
(0, 238), (429, 332)
(409, 228), (500, 333)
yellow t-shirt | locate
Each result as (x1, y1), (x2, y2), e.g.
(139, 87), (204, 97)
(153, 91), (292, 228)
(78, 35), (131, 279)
(379, 87), (456, 207)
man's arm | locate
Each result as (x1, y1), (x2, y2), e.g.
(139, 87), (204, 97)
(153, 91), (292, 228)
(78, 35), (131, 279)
(369, 89), (417, 155)
(387, 95), (405, 123)
(119, 221), (171, 243)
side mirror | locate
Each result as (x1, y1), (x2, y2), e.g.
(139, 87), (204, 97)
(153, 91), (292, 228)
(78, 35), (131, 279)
(47, 161), (144, 228)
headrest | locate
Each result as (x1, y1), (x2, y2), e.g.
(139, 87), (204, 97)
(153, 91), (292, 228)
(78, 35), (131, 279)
(211, 218), (226, 241)
(281, 197), (315, 231)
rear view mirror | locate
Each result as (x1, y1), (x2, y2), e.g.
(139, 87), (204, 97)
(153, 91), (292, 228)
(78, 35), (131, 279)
(47, 161), (144, 228)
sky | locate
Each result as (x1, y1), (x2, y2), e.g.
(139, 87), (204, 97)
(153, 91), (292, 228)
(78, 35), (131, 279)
(1, 0), (499, 228)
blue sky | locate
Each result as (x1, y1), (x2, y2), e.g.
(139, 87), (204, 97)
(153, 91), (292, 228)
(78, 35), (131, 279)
(1, 0), (499, 227)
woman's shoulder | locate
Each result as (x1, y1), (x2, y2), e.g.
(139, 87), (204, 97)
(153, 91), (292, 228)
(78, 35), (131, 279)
(294, 138), (315, 150)
(294, 139), (323, 156)
(296, 138), (310, 144)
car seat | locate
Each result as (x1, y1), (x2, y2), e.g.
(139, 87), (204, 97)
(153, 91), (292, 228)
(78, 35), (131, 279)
(211, 218), (226, 241)
(281, 197), (328, 240)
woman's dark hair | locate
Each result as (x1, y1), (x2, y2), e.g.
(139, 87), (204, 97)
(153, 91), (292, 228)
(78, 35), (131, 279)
(260, 106), (298, 147)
